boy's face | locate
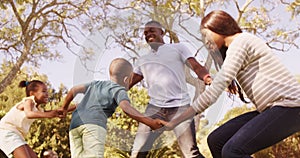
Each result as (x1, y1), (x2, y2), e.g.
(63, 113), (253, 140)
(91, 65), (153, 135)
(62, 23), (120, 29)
(123, 76), (129, 91)
(123, 68), (132, 90)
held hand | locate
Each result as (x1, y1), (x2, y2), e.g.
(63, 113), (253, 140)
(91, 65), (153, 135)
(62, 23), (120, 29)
(47, 109), (65, 118)
(204, 75), (212, 85)
(57, 109), (66, 118)
(149, 119), (164, 130)
(159, 120), (176, 131)
(57, 107), (68, 118)
(48, 110), (60, 118)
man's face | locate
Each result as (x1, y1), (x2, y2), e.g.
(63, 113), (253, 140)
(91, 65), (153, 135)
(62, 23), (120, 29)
(143, 25), (164, 44)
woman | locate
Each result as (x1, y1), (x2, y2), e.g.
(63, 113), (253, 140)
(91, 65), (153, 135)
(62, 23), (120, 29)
(161, 10), (300, 158)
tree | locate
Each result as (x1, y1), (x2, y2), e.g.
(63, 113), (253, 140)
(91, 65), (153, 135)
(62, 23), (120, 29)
(0, 64), (71, 157)
(282, 0), (300, 18)
(0, 61), (49, 112)
(0, 0), (107, 94)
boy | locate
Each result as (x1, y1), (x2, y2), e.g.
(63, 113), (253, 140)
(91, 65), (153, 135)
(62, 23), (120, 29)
(61, 58), (162, 158)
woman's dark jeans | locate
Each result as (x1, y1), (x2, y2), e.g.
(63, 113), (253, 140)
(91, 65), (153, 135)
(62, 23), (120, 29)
(207, 106), (300, 158)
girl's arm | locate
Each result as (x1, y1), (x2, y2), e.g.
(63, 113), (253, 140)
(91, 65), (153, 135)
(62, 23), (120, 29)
(24, 99), (58, 119)
(119, 100), (162, 130)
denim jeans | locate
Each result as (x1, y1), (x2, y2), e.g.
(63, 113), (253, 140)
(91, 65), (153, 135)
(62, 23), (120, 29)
(0, 149), (7, 158)
(69, 124), (107, 158)
(207, 106), (300, 158)
(131, 104), (204, 158)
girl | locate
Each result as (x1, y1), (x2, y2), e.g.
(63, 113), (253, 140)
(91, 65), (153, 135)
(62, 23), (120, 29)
(161, 10), (300, 158)
(0, 80), (62, 158)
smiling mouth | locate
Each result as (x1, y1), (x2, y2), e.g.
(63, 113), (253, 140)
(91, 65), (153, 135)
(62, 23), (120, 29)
(147, 37), (155, 42)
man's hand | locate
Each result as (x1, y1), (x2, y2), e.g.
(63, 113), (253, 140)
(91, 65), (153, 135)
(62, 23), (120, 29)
(149, 118), (165, 130)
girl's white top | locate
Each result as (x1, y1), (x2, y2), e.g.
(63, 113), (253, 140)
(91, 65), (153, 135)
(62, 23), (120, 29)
(0, 96), (40, 139)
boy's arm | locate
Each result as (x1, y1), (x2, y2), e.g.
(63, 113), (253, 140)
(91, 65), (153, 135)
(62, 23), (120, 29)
(62, 84), (86, 111)
(186, 57), (212, 85)
(119, 100), (162, 130)
(126, 72), (143, 90)
(66, 104), (77, 112)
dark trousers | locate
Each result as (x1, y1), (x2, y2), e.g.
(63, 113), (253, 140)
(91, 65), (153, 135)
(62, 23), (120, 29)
(0, 149), (7, 158)
(207, 106), (300, 158)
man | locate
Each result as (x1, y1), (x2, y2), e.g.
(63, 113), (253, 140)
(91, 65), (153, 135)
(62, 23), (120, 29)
(128, 20), (211, 158)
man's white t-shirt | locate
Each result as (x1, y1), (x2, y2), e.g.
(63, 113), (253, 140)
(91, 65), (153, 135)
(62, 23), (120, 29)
(134, 43), (193, 108)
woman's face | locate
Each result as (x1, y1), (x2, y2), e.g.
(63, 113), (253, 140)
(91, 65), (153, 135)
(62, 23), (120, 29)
(201, 28), (225, 51)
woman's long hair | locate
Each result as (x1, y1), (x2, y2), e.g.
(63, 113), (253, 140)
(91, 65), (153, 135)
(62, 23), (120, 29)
(201, 10), (248, 103)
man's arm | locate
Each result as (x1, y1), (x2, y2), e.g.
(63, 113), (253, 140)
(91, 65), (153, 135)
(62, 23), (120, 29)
(119, 100), (162, 130)
(186, 57), (212, 85)
(126, 72), (144, 90)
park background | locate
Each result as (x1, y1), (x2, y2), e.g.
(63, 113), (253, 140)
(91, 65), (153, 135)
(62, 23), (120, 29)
(1, 0), (300, 157)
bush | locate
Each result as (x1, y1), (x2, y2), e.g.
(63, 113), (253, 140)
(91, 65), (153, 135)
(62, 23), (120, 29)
(26, 112), (72, 158)
(253, 132), (300, 158)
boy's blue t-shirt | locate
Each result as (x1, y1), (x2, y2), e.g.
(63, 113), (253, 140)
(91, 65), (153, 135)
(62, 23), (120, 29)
(69, 80), (130, 130)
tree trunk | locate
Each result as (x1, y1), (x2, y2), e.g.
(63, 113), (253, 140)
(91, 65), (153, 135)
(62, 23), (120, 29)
(0, 50), (29, 94)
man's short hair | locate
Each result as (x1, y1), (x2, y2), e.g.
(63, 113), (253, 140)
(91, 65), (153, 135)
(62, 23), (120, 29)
(145, 20), (164, 32)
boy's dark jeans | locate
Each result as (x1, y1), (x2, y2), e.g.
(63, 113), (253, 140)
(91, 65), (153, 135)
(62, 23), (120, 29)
(207, 106), (300, 158)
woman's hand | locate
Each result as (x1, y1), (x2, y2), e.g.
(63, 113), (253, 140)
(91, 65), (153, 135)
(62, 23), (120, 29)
(159, 120), (175, 131)
(204, 75), (212, 85)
